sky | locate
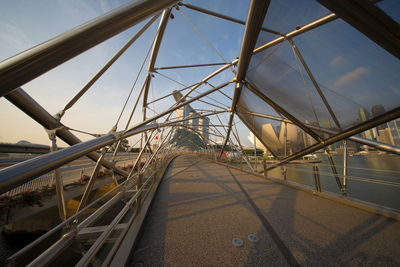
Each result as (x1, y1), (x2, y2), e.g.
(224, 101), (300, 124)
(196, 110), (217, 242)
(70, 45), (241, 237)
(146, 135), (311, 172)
(0, 0), (249, 147)
(0, 0), (399, 150)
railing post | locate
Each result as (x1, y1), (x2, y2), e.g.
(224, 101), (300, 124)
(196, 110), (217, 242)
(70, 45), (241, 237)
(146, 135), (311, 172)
(343, 140), (348, 194)
(281, 166), (287, 180)
(312, 165), (322, 192)
(326, 150), (344, 194)
(49, 132), (67, 221)
(316, 166), (321, 192)
(263, 157), (267, 177)
(136, 172), (143, 214)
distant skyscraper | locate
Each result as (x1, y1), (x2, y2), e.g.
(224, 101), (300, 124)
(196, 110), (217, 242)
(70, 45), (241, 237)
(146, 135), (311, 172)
(371, 104), (386, 117)
(199, 117), (210, 144)
(388, 118), (400, 146)
(302, 120), (318, 147)
(279, 122), (299, 155)
(371, 104), (387, 130)
(176, 105), (190, 125)
(320, 118), (332, 129)
(320, 118), (338, 150)
(173, 90), (209, 143)
(377, 128), (395, 145)
(189, 111), (199, 131)
(358, 108), (375, 140)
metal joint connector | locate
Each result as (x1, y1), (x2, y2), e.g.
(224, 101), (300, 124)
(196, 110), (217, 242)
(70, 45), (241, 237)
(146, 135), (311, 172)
(54, 110), (65, 120)
(45, 126), (65, 140)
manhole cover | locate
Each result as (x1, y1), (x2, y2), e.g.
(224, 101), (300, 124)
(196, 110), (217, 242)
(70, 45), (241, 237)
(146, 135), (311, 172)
(232, 238), (244, 247)
(133, 261), (144, 267)
(248, 234), (259, 243)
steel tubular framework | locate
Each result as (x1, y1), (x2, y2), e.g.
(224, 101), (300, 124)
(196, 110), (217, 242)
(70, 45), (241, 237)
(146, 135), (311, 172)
(0, 0), (399, 265)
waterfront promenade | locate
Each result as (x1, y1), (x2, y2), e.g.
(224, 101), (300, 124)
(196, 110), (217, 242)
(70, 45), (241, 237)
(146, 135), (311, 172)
(129, 155), (400, 266)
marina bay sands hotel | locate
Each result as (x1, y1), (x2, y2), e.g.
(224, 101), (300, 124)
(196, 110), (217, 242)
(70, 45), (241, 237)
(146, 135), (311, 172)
(172, 90), (210, 144)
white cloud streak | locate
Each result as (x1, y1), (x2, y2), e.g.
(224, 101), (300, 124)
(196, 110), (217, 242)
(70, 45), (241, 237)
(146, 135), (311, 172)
(330, 55), (344, 66)
(333, 67), (370, 88)
(0, 21), (32, 54)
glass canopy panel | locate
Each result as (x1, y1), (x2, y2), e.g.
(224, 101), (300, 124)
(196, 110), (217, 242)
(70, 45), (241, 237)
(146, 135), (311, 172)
(247, 41), (338, 136)
(293, 17), (400, 130)
(237, 86), (321, 157)
(376, 0), (400, 24)
(258, 0), (331, 44)
(358, 119), (400, 148)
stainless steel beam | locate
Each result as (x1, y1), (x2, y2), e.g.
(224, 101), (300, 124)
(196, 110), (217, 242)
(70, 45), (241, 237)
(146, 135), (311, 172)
(180, 3), (281, 35)
(1, 82), (231, 193)
(245, 81), (322, 141)
(5, 88), (129, 177)
(253, 13), (337, 54)
(236, 0), (270, 81)
(129, 131), (155, 178)
(317, 0), (400, 59)
(142, 8), (172, 154)
(236, 112), (278, 158)
(178, 62), (236, 104)
(77, 148), (108, 212)
(155, 62), (227, 70)
(0, 0), (179, 97)
(0, 124), (154, 194)
(0, 143), (50, 154)
(50, 138), (67, 221)
(62, 14), (161, 113)
(267, 107), (400, 170)
(240, 108), (400, 155)
(343, 140), (348, 191)
(126, 81), (232, 133)
(142, 8), (172, 119)
(288, 38), (341, 129)
(220, 0), (270, 157)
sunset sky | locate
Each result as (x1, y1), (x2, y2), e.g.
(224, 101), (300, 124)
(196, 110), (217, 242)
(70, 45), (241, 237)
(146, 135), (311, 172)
(0, 0), (399, 148)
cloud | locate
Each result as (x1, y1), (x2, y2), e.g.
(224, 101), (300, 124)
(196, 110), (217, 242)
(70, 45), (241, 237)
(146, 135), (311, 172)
(333, 67), (370, 88)
(0, 21), (32, 53)
(330, 55), (344, 66)
(390, 85), (400, 95)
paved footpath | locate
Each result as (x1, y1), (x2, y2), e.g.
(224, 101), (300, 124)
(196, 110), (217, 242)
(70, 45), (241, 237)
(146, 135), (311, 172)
(129, 155), (400, 266)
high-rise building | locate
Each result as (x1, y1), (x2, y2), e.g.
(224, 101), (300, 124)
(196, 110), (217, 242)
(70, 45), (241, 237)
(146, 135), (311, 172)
(371, 104), (387, 131)
(279, 122), (299, 155)
(320, 117), (338, 151)
(176, 105), (190, 125)
(189, 111), (199, 131)
(199, 117), (210, 144)
(377, 128), (395, 145)
(302, 120), (318, 147)
(388, 118), (400, 146)
(358, 108), (375, 140)
(173, 90), (209, 143)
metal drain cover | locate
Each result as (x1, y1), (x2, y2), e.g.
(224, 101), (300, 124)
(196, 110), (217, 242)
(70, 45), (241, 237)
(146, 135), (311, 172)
(248, 234), (259, 243)
(232, 238), (244, 247)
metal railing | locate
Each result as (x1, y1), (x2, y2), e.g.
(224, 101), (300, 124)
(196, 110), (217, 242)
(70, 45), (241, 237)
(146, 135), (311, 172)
(199, 150), (400, 212)
(6, 152), (179, 266)
(0, 173), (53, 197)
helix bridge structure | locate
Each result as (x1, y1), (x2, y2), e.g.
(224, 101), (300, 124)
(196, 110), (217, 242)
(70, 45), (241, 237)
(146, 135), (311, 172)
(0, 0), (399, 266)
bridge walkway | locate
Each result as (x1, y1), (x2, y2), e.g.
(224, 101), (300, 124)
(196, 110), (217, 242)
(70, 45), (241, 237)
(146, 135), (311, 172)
(128, 155), (400, 266)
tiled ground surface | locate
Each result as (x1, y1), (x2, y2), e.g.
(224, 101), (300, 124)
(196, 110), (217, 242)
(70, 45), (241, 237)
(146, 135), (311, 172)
(129, 155), (400, 266)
